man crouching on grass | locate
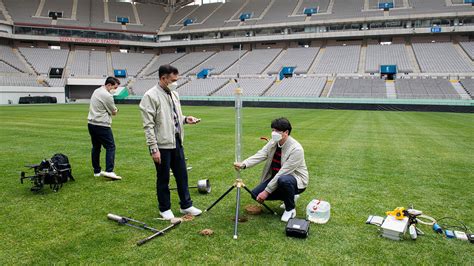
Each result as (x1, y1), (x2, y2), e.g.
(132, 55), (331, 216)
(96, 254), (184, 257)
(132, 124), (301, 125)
(234, 118), (308, 222)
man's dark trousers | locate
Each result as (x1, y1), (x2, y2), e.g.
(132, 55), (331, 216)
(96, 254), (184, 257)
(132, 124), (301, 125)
(88, 123), (115, 173)
(154, 134), (192, 212)
(251, 175), (305, 211)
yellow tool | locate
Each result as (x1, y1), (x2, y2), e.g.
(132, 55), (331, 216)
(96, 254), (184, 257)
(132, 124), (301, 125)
(386, 207), (407, 220)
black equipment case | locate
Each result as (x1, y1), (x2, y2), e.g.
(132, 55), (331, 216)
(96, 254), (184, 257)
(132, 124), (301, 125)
(286, 218), (310, 238)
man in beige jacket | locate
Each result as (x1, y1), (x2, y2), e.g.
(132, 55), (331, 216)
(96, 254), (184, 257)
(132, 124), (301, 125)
(87, 77), (121, 180)
(139, 64), (202, 220)
(234, 118), (309, 222)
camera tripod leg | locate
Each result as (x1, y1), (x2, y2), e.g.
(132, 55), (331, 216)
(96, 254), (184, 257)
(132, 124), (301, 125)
(233, 186), (241, 239)
(204, 185), (235, 212)
(243, 186), (277, 215)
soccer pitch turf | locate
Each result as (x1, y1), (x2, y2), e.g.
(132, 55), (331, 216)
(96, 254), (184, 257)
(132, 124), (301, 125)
(0, 104), (473, 264)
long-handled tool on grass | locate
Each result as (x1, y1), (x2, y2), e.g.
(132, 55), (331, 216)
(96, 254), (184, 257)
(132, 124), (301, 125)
(107, 213), (181, 246)
(136, 221), (181, 246)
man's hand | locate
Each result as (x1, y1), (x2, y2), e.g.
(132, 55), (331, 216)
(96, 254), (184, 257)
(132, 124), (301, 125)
(151, 150), (161, 164)
(233, 162), (244, 171)
(256, 191), (269, 203)
(186, 116), (201, 124)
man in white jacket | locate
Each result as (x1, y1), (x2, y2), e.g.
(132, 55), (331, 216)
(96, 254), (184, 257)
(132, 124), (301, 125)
(139, 64), (202, 220)
(234, 118), (309, 222)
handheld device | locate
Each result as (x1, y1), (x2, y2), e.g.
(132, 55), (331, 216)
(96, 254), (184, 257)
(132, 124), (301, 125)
(445, 230), (455, 238)
(454, 231), (468, 241)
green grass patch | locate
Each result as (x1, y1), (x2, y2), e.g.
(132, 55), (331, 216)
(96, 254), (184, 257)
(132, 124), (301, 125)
(0, 104), (473, 264)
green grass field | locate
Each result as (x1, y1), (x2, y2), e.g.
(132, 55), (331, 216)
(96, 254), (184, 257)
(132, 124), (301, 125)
(0, 104), (473, 264)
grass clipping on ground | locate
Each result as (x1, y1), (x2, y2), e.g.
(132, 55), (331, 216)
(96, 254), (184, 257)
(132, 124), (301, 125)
(245, 204), (263, 215)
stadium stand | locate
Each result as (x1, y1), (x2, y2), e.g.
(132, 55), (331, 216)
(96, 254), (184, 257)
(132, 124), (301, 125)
(235, 0), (271, 25)
(267, 47), (320, 74)
(19, 47), (69, 75)
(3, 0), (43, 24)
(40, 0), (73, 19)
(412, 42), (474, 73)
(0, 61), (19, 73)
(0, 75), (43, 87)
(459, 42), (474, 60)
(265, 77), (326, 97)
(213, 77), (275, 96)
(70, 49), (108, 77)
(4, 0), (164, 31)
(328, 0), (378, 19)
(132, 77), (188, 95)
(175, 78), (189, 88)
(412, 0), (447, 10)
(90, 50), (108, 77)
(183, 0), (244, 30)
(127, 3), (167, 32)
(184, 3), (222, 25)
(171, 51), (216, 75)
(224, 48), (282, 75)
(165, 5), (197, 31)
(0, 0), (473, 107)
(256, 0), (303, 25)
(70, 50), (89, 77)
(176, 78), (228, 96)
(367, 0), (404, 9)
(313, 45), (361, 74)
(459, 78), (474, 99)
(295, 0), (331, 14)
(111, 52), (154, 77)
(395, 78), (461, 99)
(329, 78), (387, 98)
(56, 0), (90, 27)
(0, 44), (28, 72)
(389, 0), (472, 15)
(90, 0), (122, 30)
(3, 0), (474, 33)
(108, 1), (136, 24)
(130, 78), (157, 95)
(189, 50), (245, 75)
(365, 43), (413, 73)
(45, 78), (67, 87)
(144, 53), (186, 76)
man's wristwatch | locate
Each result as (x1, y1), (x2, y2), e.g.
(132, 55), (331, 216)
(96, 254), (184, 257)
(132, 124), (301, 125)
(150, 148), (158, 155)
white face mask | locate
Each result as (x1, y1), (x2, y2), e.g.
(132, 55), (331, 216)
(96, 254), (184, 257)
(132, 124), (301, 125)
(271, 131), (282, 142)
(168, 81), (178, 91)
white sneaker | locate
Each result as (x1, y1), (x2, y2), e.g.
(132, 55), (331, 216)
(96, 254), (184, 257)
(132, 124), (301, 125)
(280, 194), (300, 209)
(281, 209), (296, 222)
(102, 172), (122, 180)
(159, 210), (175, 220)
(180, 206), (202, 216)
(93, 173), (101, 177)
